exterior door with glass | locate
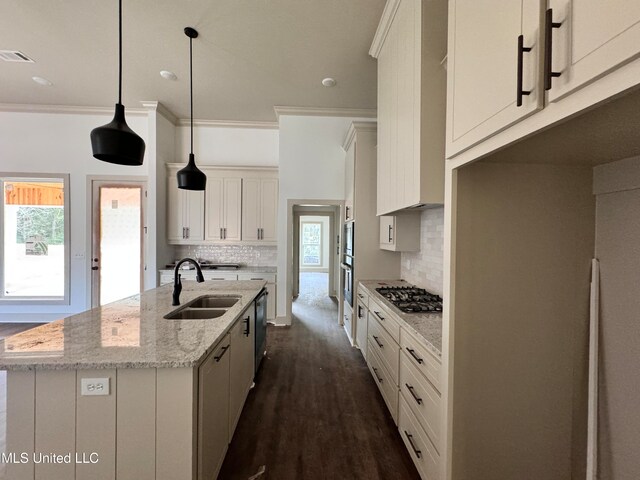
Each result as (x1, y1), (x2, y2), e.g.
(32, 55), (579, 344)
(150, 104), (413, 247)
(91, 180), (146, 307)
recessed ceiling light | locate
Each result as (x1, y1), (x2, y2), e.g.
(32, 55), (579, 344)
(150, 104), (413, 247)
(322, 77), (337, 87)
(32, 76), (52, 86)
(160, 70), (178, 81)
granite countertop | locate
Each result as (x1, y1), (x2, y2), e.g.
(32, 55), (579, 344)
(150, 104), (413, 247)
(160, 266), (277, 274)
(359, 280), (443, 358)
(0, 281), (266, 371)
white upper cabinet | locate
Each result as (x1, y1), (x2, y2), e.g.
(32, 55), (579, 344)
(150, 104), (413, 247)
(242, 177), (278, 244)
(371, 0), (447, 215)
(166, 167), (205, 244)
(447, 0), (544, 158)
(546, 0), (640, 102)
(205, 176), (242, 243)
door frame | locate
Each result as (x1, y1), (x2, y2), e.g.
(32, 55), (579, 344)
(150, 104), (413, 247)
(286, 199), (344, 325)
(87, 176), (147, 308)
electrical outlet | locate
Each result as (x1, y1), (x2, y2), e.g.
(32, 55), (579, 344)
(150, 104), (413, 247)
(81, 378), (110, 396)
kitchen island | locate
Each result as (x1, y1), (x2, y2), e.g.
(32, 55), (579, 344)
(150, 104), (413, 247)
(0, 280), (265, 480)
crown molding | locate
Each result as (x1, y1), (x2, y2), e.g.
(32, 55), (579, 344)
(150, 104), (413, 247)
(342, 121), (378, 151)
(274, 105), (377, 120)
(176, 118), (279, 129)
(0, 103), (148, 116)
(369, 0), (401, 58)
(140, 101), (178, 125)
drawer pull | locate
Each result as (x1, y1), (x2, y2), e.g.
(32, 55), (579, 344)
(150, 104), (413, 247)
(243, 315), (251, 336)
(406, 347), (424, 365)
(358, 305), (363, 318)
(404, 431), (422, 459)
(372, 335), (384, 348)
(251, 278), (262, 280)
(374, 311), (385, 321)
(372, 367), (383, 383)
(358, 293), (364, 299)
(405, 383), (423, 405)
(214, 345), (230, 362)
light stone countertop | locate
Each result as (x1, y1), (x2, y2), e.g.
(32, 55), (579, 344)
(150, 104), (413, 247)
(0, 281), (266, 371)
(359, 280), (443, 357)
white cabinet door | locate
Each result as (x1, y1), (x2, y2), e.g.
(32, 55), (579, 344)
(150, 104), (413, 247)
(205, 177), (224, 241)
(242, 178), (278, 243)
(380, 215), (395, 247)
(229, 307), (255, 439)
(167, 175), (184, 243)
(547, 0), (640, 102)
(205, 177), (241, 242)
(242, 178), (261, 241)
(198, 336), (230, 480)
(447, 0), (544, 157)
(345, 143), (355, 221)
(260, 179), (278, 243)
(167, 176), (204, 243)
(223, 178), (242, 242)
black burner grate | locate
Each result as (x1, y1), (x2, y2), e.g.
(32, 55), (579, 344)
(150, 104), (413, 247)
(375, 286), (443, 313)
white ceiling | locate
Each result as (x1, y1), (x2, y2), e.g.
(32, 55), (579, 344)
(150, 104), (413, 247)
(0, 0), (385, 122)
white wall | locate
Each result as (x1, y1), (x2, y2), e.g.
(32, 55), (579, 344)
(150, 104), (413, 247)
(0, 110), (151, 322)
(175, 124), (278, 166)
(276, 115), (368, 323)
(299, 215), (330, 271)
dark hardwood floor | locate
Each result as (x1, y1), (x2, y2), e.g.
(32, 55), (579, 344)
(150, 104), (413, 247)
(219, 288), (420, 480)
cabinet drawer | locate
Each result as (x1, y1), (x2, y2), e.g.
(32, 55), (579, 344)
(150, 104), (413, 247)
(355, 299), (368, 359)
(400, 353), (441, 452)
(203, 272), (238, 281)
(356, 287), (369, 308)
(400, 328), (442, 393)
(368, 314), (399, 385)
(237, 272), (276, 283)
(367, 339), (399, 423)
(398, 395), (440, 480)
(369, 297), (400, 342)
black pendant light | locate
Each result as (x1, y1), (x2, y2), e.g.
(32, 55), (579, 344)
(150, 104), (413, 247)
(177, 27), (207, 191)
(90, 0), (145, 166)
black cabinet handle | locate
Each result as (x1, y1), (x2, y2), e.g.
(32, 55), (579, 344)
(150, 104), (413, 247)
(374, 311), (385, 321)
(544, 8), (563, 91)
(406, 347), (424, 365)
(404, 431), (422, 459)
(357, 293), (364, 299)
(91, 266), (99, 271)
(358, 305), (363, 318)
(214, 344), (230, 362)
(372, 367), (383, 383)
(244, 315), (250, 336)
(405, 383), (423, 405)
(373, 335), (384, 348)
(516, 35), (532, 107)
(388, 225), (392, 242)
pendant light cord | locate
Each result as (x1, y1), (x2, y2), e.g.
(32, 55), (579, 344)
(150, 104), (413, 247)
(118, 0), (122, 104)
(190, 35), (193, 156)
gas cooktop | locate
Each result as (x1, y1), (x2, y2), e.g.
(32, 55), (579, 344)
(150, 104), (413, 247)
(375, 285), (443, 313)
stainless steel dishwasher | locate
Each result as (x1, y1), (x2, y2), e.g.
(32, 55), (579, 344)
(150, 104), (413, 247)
(254, 287), (268, 374)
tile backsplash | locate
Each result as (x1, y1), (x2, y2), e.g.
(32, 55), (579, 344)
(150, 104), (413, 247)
(401, 208), (444, 295)
(173, 245), (277, 267)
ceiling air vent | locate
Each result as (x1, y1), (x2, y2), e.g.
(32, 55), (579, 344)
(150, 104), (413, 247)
(0, 50), (35, 62)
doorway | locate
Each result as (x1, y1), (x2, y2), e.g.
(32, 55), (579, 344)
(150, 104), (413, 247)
(90, 179), (146, 307)
(298, 215), (330, 298)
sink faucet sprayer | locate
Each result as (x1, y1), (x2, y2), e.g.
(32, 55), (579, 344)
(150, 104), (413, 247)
(173, 258), (205, 306)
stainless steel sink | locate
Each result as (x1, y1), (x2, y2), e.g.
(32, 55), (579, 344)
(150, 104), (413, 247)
(187, 295), (241, 309)
(164, 308), (227, 320)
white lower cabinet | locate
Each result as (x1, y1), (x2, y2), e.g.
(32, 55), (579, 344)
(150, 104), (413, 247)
(355, 298), (368, 360)
(399, 395), (441, 480)
(229, 306), (255, 439)
(237, 273), (277, 321)
(198, 335), (231, 480)
(367, 339), (399, 423)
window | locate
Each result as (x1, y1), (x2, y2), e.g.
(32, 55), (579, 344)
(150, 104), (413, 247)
(0, 174), (70, 303)
(301, 222), (322, 266)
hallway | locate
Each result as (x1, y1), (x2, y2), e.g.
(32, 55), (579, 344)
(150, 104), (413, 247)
(218, 291), (420, 479)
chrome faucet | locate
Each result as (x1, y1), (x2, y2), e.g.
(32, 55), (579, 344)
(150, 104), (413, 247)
(172, 258), (205, 306)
